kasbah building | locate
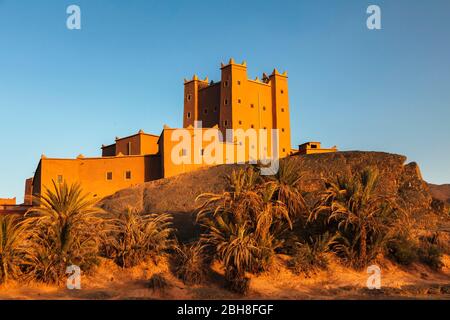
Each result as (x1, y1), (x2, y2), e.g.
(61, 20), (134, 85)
(0, 59), (337, 214)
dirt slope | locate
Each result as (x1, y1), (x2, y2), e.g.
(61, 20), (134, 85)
(428, 184), (450, 204)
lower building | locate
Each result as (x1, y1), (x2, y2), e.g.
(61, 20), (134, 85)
(297, 142), (338, 155)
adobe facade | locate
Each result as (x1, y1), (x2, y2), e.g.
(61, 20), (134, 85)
(14, 59), (335, 204)
(183, 59), (291, 158)
(297, 142), (338, 155)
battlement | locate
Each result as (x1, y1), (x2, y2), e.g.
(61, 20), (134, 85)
(220, 58), (247, 69)
(184, 59), (288, 90)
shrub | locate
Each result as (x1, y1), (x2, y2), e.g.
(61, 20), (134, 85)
(0, 215), (34, 283)
(418, 242), (443, 270)
(173, 242), (206, 285)
(387, 237), (418, 266)
(289, 233), (335, 276)
(147, 273), (171, 292)
(105, 208), (174, 268)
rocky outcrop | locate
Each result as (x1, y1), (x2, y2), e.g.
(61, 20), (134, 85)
(100, 151), (435, 240)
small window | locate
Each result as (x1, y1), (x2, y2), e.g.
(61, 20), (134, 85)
(250, 104), (254, 108)
(251, 124), (254, 129)
(57, 175), (63, 184)
(224, 99), (228, 105)
(224, 80), (229, 87)
(311, 144), (318, 149)
(238, 99), (241, 104)
(187, 112), (191, 119)
(204, 109), (208, 114)
(237, 80), (241, 85)
(262, 106), (266, 111)
(281, 89), (284, 94)
(281, 108), (285, 112)
(187, 94), (192, 101)
(282, 148), (286, 152)
(281, 128), (285, 132)
(224, 120), (228, 126)
(125, 171), (132, 180)
(213, 107), (217, 112)
(238, 120), (242, 125)
(200, 149), (204, 156)
(106, 172), (113, 181)
(263, 127), (267, 130)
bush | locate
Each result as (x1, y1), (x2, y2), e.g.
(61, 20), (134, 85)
(147, 273), (171, 292)
(173, 242), (206, 285)
(0, 215), (34, 284)
(105, 208), (174, 268)
(418, 243), (443, 270)
(289, 233), (335, 276)
(387, 237), (419, 266)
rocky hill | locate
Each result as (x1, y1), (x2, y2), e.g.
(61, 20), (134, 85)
(100, 151), (437, 240)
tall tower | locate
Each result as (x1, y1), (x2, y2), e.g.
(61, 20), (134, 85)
(219, 59), (248, 140)
(183, 75), (211, 128)
(183, 75), (199, 128)
(270, 69), (291, 157)
(182, 59), (292, 158)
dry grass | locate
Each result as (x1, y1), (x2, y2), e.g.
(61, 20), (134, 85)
(0, 254), (448, 300)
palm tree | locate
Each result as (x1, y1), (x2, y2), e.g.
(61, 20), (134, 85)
(105, 207), (173, 268)
(26, 180), (104, 283)
(196, 168), (292, 292)
(0, 215), (34, 283)
(266, 157), (308, 220)
(310, 168), (396, 268)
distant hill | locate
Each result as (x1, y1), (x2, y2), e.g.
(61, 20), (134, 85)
(100, 151), (436, 241)
(428, 183), (450, 204)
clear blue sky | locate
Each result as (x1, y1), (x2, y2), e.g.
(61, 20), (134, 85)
(1, 0), (449, 202)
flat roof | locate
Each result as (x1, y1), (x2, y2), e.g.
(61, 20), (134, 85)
(102, 131), (160, 148)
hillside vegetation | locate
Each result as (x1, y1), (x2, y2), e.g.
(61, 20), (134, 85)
(0, 151), (448, 299)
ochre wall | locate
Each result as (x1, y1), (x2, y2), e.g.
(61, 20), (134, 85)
(116, 135), (142, 155)
(140, 134), (159, 155)
(103, 133), (159, 157)
(102, 144), (116, 157)
(159, 127), (279, 178)
(160, 128), (213, 178)
(270, 71), (291, 158)
(24, 178), (33, 205)
(0, 198), (16, 205)
(35, 155), (160, 200)
(197, 82), (221, 128)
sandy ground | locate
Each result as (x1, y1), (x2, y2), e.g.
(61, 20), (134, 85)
(1, 254), (449, 300)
